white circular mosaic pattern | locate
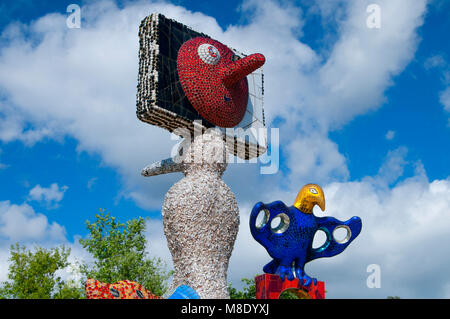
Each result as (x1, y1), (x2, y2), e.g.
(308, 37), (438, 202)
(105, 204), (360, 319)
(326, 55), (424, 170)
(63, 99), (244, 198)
(197, 43), (221, 65)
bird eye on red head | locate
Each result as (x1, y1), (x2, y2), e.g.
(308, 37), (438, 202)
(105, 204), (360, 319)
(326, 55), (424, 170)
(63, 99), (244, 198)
(177, 37), (265, 128)
(198, 43), (221, 64)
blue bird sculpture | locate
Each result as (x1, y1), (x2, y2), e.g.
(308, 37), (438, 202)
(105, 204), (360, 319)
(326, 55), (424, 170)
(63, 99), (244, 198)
(250, 184), (362, 286)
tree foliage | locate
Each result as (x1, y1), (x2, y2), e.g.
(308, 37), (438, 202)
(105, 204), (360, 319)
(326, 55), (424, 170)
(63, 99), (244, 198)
(0, 210), (173, 299)
(0, 243), (82, 299)
(229, 277), (257, 299)
(79, 210), (172, 296)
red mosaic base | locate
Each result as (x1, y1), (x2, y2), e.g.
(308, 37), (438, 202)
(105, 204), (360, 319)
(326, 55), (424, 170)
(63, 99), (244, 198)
(177, 36), (264, 128)
(85, 278), (162, 299)
(255, 274), (325, 299)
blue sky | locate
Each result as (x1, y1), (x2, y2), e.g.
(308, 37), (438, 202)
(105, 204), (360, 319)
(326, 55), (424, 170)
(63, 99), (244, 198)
(332, 2), (450, 182)
(0, 0), (449, 298)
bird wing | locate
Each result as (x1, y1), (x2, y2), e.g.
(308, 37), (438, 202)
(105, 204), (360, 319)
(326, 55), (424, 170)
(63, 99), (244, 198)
(306, 216), (362, 262)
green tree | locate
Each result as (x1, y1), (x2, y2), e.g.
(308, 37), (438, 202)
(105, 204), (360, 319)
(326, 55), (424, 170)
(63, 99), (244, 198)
(53, 281), (85, 299)
(229, 277), (257, 299)
(279, 289), (309, 299)
(79, 210), (172, 296)
(0, 243), (82, 299)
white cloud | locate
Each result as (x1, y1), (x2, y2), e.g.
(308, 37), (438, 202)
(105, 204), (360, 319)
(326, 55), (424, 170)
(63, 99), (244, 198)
(228, 149), (450, 298)
(219, 0), (429, 193)
(284, 131), (349, 184)
(28, 183), (68, 208)
(438, 86), (450, 126)
(440, 87), (450, 112)
(318, 177), (450, 298)
(0, 101), (56, 146)
(0, 0), (217, 209)
(372, 147), (408, 186)
(385, 130), (395, 140)
(423, 53), (450, 123)
(424, 54), (447, 70)
(0, 234), (90, 286)
(0, 201), (67, 242)
(295, 0), (429, 130)
(0, 0), (429, 210)
(0, 149), (7, 169)
(145, 218), (172, 267)
(87, 177), (98, 191)
(53, 236), (94, 288)
(0, 246), (10, 283)
(1, 0), (443, 299)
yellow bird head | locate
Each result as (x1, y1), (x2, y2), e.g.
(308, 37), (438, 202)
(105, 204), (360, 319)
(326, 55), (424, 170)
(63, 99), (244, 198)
(293, 184), (325, 214)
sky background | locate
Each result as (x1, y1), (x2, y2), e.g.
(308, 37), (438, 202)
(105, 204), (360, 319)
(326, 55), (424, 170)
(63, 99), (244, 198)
(0, 0), (449, 298)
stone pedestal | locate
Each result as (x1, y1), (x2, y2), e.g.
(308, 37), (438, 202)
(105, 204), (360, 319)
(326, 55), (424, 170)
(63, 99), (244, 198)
(255, 274), (325, 299)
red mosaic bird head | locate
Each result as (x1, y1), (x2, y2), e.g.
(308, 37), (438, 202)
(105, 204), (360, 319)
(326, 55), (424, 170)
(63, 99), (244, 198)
(177, 37), (265, 128)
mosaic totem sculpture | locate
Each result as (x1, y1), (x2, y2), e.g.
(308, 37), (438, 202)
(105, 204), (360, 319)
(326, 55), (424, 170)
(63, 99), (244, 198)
(137, 14), (266, 298)
(250, 184), (362, 290)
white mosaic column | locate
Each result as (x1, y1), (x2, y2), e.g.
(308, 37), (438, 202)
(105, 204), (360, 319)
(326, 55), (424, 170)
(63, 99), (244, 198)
(145, 131), (239, 299)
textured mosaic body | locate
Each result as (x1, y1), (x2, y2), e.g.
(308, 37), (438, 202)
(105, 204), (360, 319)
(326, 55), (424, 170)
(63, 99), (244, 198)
(137, 13), (266, 299)
(160, 131), (239, 299)
(250, 184), (362, 286)
(85, 279), (162, 299)
(85, 279), (200, 299)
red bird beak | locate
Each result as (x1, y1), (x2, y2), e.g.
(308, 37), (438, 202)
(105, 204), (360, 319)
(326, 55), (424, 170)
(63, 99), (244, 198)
(221, 53), (265, 88)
